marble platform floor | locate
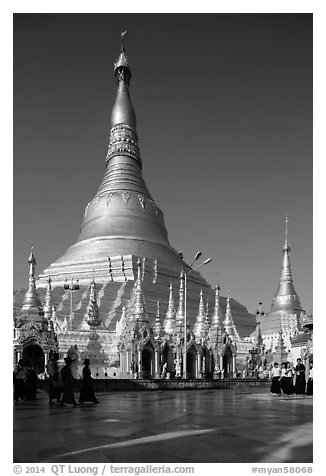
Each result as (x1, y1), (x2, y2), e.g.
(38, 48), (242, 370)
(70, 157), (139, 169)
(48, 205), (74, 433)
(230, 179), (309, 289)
(13, 389), (313, 463)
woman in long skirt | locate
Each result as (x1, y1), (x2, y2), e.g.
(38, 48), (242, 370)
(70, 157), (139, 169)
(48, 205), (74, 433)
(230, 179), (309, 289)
(270, 362), (281, 396)
(51, 359), (63, 404)
(280, 362), (294, 395)
(79, 359), (99, 404)
(24, 362), (38, 400)
(60, 356), (79, 407)
(306, 362), (313, 395)
(294, 358), (306, 395)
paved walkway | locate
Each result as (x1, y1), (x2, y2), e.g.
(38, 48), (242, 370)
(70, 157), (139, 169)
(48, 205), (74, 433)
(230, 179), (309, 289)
(13, 389), (313, 463)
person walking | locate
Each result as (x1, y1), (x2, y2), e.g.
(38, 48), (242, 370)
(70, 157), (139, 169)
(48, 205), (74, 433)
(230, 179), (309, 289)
(79, 359), (99, 404)
(51, 358), (63, 404)
(294, 358), (306, 396)
(47, 357), (55, 405)
(306, 361), (313, 396)
(60, 356), (79, 407)
(280, 362), (294, 396)
(24, 362), (38, 400)
(13, 359), (26, 403)
(270, 362), (281, 396)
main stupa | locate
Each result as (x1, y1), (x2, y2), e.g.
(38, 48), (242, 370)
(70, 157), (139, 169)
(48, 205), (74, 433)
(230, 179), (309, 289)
(14, 34), (256, 369)
(41, 34), (180, 276)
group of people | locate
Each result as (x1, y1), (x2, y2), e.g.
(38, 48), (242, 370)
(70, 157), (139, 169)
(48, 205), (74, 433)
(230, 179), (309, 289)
(47, 356), (99, 407)
(14, 356), (99, 407)
(270, 358), (313, 397)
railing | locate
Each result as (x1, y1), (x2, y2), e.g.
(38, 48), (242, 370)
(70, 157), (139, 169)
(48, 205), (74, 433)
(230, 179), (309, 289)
(38, 377), (271, 393)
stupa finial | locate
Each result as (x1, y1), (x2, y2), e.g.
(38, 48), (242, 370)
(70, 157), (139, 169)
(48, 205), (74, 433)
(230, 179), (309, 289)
(114, 30), (130, 73)
(284, 214), (290, 252)
(121, 30), (127, 52)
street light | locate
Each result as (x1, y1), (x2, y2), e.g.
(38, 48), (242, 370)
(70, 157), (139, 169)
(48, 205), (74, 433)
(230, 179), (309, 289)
(256, 302), (265, 324)
(178, 252), (213, 379)
(64, 277), (80, 330)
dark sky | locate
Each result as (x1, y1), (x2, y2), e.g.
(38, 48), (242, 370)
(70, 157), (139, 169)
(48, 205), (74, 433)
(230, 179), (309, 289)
(13, 13), (312, 314)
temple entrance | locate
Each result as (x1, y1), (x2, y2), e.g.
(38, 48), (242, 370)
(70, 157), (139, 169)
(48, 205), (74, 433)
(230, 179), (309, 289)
(162, 344), (173, 373)
(23, 344), (44, 374)
(186, 347), (197, 379)
(142, 346), (154, 379)
(223, 346), (233, 378)
(203, 349), (214, 379)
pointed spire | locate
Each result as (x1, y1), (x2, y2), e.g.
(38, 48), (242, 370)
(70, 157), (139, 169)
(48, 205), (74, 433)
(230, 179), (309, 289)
(270, 216), (302, 314)
(85, 278), (101, 327)
(163, 283), (176, 334)
(114, 31), (130, 75)
(204, 297), (210, 334)
(153, 301), (163, 338)
(175, 270), (185, 325)
(131, 258), (148, 324)
(284, 214), (289, 249)
(193, 289), (207, 342)
(43, 275), (54, 319)
(111, 31), (137, 131)
(282, 214), (291, 274)
(207, 284), (224, 345)
(21, 246), (44, 316)
(211, 284), (224, 329)
(224, 296), (237, 339)
(42, 33), (181, 276)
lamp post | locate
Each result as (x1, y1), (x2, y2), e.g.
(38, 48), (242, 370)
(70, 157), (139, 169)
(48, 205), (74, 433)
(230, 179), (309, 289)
(256, 301), (264, 324)
(178, 251), (212, 379)
(64, 277), (80, 330)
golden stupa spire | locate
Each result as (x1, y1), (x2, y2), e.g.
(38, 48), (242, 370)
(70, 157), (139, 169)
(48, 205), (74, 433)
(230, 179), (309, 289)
(153, 301), (163, 338)
(211, 283), (224, 329)
(284, 214), (290, 252)
(43, 275), (54, 319)
(85, 277), (101, 327)
(270, 216), (302, 314)
(224, 296), (239, 340)
(111, 30), (136, 131)
(131, 258), (148, 324)
(41, 34), (191, 280)
(193, 289), (207, 342)
(175, 270), (185, 325)
(21, 246), (44, 316)
(163, 283), (176, 334)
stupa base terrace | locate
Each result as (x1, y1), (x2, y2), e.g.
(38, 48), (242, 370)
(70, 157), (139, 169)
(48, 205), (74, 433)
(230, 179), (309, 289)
(13, 254), (257, 378)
